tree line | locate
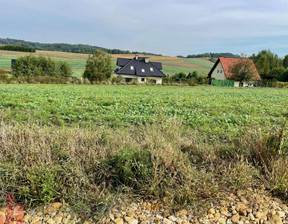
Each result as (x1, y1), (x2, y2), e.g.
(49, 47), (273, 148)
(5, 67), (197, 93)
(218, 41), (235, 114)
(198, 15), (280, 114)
(178, 52), (240, 58)
(0, 44), (36, 52)
(0, 38), (162, 56)
(250, 50), (288, 82)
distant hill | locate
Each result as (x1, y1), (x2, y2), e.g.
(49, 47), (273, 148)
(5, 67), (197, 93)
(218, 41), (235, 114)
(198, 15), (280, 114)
(0, 38), (162, 56)
(186, 53), (240, 59)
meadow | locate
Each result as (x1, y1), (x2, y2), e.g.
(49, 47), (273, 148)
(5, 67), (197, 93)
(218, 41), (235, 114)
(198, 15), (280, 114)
(0, 85), (287, 220)
(0, 50), (213, 78)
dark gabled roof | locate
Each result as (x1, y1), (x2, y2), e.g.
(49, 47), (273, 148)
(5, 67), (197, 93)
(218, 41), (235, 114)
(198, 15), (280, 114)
(115, 56), (166, 78)
(117, 58), (131, 67)
(150, 62), (162, 70)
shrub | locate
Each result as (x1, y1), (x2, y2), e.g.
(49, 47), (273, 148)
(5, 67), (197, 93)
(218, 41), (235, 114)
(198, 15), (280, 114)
(83, 50), (112, 84)
(109, 75), (122, 84)
(188, 78), (198, 86)
(12, 55), (72, 78)
(197, 74), (209, 84)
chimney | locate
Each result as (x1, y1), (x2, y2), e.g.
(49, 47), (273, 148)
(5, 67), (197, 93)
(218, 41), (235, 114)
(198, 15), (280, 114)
(135, 55), (139, 60)
(145, 57), (149, 63)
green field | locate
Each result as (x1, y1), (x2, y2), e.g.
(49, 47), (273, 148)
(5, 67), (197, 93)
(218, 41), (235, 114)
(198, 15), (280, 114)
(0, 85), (287, 219)
(0, 50), (214, 78)
(0, 85), (287, 139)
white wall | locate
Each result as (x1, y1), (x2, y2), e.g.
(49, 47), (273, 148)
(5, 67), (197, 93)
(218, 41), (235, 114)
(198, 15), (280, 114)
(211, 63), (226, 80)
(117, 74), (162, 84)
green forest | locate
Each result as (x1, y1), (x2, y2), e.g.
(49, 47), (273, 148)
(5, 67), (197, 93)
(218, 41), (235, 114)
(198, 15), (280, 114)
(0, 38), (162, 56)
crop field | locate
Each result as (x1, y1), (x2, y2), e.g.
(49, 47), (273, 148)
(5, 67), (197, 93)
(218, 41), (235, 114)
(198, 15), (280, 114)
(0, 85), (287, 219)
(0, 85), (287, 139)
(0, 50), (214, 78)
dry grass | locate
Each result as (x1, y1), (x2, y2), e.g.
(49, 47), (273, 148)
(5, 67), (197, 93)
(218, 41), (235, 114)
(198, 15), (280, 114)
(0, 118), (287, 220)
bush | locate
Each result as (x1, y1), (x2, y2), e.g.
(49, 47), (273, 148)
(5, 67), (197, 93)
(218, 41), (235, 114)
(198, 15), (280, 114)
(109, 75), (122, 84)
(197, 74), (209, 84)
(12, 55), (72, 78)
(188, 78), (198, 86)
(83, 50), (113, 84)
(261, 80), (288, 88)
(171, 72), (187, 82)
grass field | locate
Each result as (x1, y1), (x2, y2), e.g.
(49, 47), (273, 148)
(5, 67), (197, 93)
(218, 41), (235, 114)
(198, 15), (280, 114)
(0, 50), (214, 78)
(0, 85), (287, 138)
(0, 85), (287, 220)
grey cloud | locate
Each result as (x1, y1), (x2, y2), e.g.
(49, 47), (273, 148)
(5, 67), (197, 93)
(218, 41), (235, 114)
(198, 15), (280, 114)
(0, 0), (287, 56)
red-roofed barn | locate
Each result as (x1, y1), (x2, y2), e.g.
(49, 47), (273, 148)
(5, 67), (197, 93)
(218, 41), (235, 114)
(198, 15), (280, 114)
(208, 57), (261, 87)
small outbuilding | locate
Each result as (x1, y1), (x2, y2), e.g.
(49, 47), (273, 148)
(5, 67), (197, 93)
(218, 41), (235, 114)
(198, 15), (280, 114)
(114, 55), (166, 84)
(208, 57), (261, 87)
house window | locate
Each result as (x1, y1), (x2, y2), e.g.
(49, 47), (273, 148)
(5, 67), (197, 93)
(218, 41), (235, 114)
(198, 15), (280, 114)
(141, 78), (145, 82)
(217, 70), (219, 73)
(141, 69), (145, 73)
(150, 67), (154, 72)
(153, 80), (157, 84)
(220, 70), (222, 73)
(130, 66), (134, 70)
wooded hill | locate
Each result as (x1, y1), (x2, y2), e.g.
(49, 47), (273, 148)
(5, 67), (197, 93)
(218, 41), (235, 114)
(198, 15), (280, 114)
(0, 38), (162, 56)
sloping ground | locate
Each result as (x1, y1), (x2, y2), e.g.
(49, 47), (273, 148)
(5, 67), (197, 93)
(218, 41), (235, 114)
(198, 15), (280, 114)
(0, 50), (214, 78)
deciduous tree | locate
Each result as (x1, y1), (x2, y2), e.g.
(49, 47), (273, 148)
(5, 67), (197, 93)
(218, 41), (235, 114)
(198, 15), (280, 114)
(250, 50), (283, 79)
(230, 59), (254, 85)
(283, 55), (288, 68)
(83, 50), (112, 83)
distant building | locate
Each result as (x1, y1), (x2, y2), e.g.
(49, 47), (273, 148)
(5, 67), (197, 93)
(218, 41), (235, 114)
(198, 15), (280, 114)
(114, 55), (166, 84)
(11, 59), (17, 69)
(208, 57), (261, 87)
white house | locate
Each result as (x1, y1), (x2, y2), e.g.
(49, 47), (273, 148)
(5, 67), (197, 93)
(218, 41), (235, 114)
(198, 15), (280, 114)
(208, 57), (261, 87)
(114, 55), (166, 84)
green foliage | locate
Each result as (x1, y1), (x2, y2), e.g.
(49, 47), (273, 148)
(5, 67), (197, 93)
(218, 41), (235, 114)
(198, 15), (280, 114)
(100, 148), (153, 192)
(197, 73), (209, 84)
(18, 165), (62, 205)
(251, 50), (284, 80)
(83, 50), (113, 83)
(270, 67), (286, 81)
(187, 78), (198, 86)
(187, 70), (198, 79)
(171, 72), (187, 81)
(283, 55), (288, 68)
(12, 55), (72, 78)
(109, 75), (122, 84)
(0, 44), (35, 52)
(230, 59), (255, 83)
(0, 38), (162, 56)
(283, 69), (288, 82)
(186, 52), (240, 58)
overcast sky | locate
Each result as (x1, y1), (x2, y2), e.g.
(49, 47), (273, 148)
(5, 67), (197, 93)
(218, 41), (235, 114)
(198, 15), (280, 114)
(1, 0), (288, 56)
